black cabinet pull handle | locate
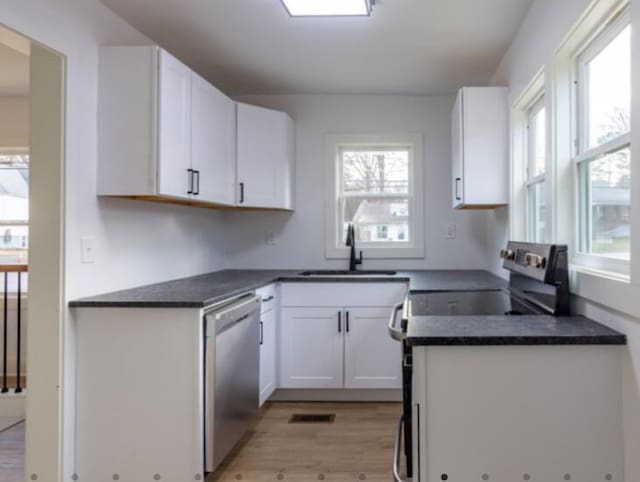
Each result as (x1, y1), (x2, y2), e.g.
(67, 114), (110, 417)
(338, 311), (342, 333)
(260, 321), (264, 345)
(346, 311), (350, 333)
(455, 177), (462, 201)
(194, 170), (200, 195)
(262, 295), (275, 302)
(239, 182), (245, 203)
(187, 169), (194, 194)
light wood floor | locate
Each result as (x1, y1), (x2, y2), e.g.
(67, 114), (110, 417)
(0, 421), (24, 482)
(208, 402), (401, 482)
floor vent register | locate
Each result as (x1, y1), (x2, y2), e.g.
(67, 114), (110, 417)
(288, 413), (336, 424)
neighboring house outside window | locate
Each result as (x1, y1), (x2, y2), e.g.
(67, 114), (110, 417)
(325, 134), (424, 259)
(0, 153), (29, 265)
(574, 8), (630, 269)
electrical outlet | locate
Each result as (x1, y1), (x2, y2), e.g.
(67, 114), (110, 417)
(265, 232), (277, 245)
(446, 224), (456, 239)
(81, 237), (96, 264)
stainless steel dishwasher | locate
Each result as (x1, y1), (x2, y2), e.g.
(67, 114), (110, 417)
(204, 294), (261, 473)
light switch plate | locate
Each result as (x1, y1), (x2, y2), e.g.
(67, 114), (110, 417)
(81, 237), (96, 264)
(446, 224), (456, 239)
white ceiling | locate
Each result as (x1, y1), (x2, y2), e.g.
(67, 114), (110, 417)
(100, 0), (532, 96)
(0, 42), (29, 96)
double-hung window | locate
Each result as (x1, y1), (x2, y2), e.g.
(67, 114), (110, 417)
(526, 95), (546, 242)
(326, 134), (424, 259)
(574, 9), (631, 269)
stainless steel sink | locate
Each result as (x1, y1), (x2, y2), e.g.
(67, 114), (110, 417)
(298, 270), (397, 277)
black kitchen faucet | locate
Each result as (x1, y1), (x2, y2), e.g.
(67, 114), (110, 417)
(345, 224), (363, 271)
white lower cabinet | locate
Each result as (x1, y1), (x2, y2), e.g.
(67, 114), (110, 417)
(412, 346), (624, 482)
(279, 283), (407, 390)
(259, 308), (277, 406)
(344, 307), (402, 389)
(280, 307), (344, 389)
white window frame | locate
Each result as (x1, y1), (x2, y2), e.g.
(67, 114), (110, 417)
(510, 68), (546, 243)
(525, 94), (547, 242)
(571, 5), (631, 275)
(325, 133), (424, 259)
(0, 147), (29, 227)
(0, 149), (29, 266)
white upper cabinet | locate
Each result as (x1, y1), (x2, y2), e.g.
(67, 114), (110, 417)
(191, 72), (236, 205)
(451, 87), (509, 209)
(236, 103), (295, 210)
(97, 46), (237, 208)
(157, 50), (192, 199)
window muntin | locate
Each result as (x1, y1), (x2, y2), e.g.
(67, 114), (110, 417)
(575, 11), (631, 263)
(338, 147), (411, 246)
(0, 154), (29, 264)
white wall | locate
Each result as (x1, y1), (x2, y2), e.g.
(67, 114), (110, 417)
(0, 1), (228, 297)
(490, 0), (640, 479)
(0, 95), (28, 148)
(224, 94), (492, 270)
(0, 1), (227, 480)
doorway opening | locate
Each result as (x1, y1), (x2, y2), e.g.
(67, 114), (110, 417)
(0, 23), (30, 482)
(0, 22), (65, 482)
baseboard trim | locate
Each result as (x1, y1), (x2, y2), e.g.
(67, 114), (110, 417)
(0, 390), (26, 418)
(270, 389), (402, 402)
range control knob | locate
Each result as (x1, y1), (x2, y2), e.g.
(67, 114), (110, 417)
(524, 253), (546, 268)
(499, 249), (515, 260)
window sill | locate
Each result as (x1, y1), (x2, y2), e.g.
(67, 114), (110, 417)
(569, 266), (638, 319)
(570, 264), (630, 284)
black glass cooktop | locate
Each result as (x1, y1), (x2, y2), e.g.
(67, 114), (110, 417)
(410, 290), (541, 317)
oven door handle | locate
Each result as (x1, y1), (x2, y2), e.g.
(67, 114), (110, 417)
(388, 302), (406, 341)
(393, 414), (408, 482)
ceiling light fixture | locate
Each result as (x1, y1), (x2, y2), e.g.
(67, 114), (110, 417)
(281, 0), (374, 17)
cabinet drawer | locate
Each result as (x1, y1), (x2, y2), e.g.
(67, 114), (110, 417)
(280, 282), (407, 307)
(256, 284), (277, 313)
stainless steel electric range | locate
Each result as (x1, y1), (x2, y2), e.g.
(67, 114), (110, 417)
(388, 241), (570, 481)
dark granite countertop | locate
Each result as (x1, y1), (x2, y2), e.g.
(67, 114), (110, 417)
(405, 315), (626, 346)
(69, 269), (624, 346)
(69, 269), (505, 308)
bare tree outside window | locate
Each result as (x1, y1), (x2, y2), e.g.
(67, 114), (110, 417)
(577, 21), (631, 260)
(339, 148), (410, 244)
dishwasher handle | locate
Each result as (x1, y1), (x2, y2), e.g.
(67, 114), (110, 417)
(206, 295), (261, 337)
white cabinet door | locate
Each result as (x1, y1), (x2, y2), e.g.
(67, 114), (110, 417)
(237, 103), (294, 209)
(451, 87), (508, 209)
(344, 307), (402, 389)
(451, 89), (464, 208)
(157, 49), (192, 199)
(259, 308), (277, 406)
(191, 73), (236, 206)
(280, 307), (343, 389)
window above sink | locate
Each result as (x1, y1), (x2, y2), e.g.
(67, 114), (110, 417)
(325, 133), (425, 260)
